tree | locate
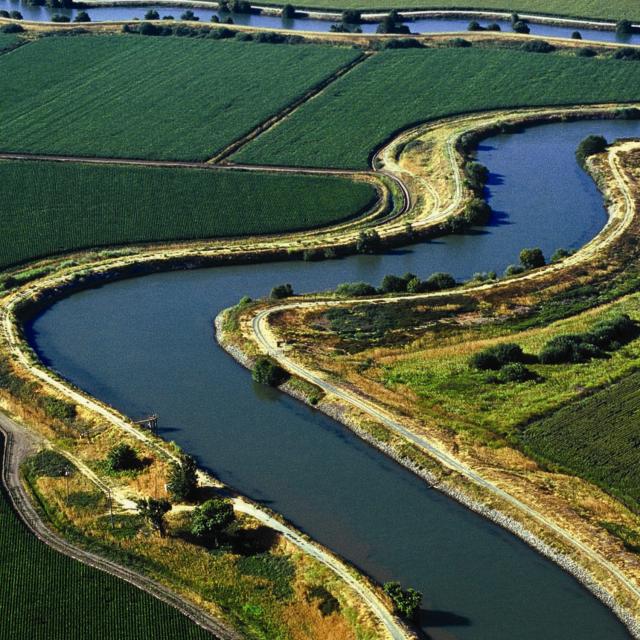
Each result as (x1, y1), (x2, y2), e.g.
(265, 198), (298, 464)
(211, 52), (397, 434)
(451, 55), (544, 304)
(512, 20), (530, 34)
(9, 10), (23, 19)
(383, 581), (422, 620)
(136, 498), (171, 537)
(191, 498), (235, 546)
(2, 23), (24, 33)
(356, 230), (382, 254)
(282, 4), (295, 19)
(74, 10), (91, 21)
(376, 10), (409, 34)
(335, 282), (377, 297)
(341, 9), (361, 24)
(180, 10), (198, 20)
(144, 9), (159, 19)
(519, 247), (545, 269)
(51, 14), (70, 21)
(270, 283), (293, 299)
(551, 248), (573, 262)
(616, 19), (633, 37)
(576, 135), (608, 167)
(252, 356), (287, 386)
(167, 454), (198, 502)
(467, 20), (482, 31)
(571, 30), (582, 39)
(106, 443), (140, 472)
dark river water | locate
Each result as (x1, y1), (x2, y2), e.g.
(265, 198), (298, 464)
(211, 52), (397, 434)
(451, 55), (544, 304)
(2, 0), (640, 45)
(27, 119), (640, 639)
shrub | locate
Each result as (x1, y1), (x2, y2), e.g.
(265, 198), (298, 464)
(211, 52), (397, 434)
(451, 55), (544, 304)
(180, 10), (198, 20)
(576, 135), (608, 167)
(252, 356), (288, 386)
(519, 247), (545, 269)
(470, 342), (525, 370)
(586, 314), (636, 349)
(306, 586), (340, 616)
(139, 22), (160, 35)
(551, 247), (574, 262)
(28, 449), (74, 477)
(520, 40), (555, 53)
(41, 396), (77, 422)
(380, 274), (407, 294)
(235, 31), (252, 41)
(462, 197), (491, 226)
(487, 22), (501, 31)
(106, 443), (140, 472)
(613, 47), (640, 61)
(467, 20), (482, 31)
(576, 47), (597, 57)
(571, 31), (582, 39)
(377, 11), (410, 35)
(383, 38), (421, 49)
(74, 11), (90, 22)
(335, 282), (377, 297)
(447, 38), (471, 48)
(2, 22), (24, 32)
(464, 161), (489, 192)
(144, 9), (159, 19)
(504, 263), (525, 277)
(426, 272), (456, 291)
(270, 283), (293, 299)
(9, 10), (23, 19)
(539, 334), (601, 364)
(492, 363), (537, 383)
(51, 14), (71, 22)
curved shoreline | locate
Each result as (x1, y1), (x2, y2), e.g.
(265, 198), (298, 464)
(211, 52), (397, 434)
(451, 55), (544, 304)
(1, 106), (639, 638)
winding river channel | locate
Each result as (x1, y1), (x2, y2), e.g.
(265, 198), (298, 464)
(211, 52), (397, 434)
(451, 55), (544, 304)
(27, 119), (640, 638)
(2, 0), (640, 44)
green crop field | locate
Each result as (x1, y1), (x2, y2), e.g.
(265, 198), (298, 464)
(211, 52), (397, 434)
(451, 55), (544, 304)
(236, 47), (640, 169)
(0, 438), (211, 640)
(523, 371), (640, 511)
(262, 0), (640, 22)
(0, 35), (359, 161)
(0, 34), (22, 53)
(0, 160), (376, 269)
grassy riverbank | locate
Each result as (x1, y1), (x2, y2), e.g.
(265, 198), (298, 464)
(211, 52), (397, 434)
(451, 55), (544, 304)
(0, 438), (213, 640)
(0, 35), (359, 161)
(0, 160), (377, 269)
(236, 47), (640, 168)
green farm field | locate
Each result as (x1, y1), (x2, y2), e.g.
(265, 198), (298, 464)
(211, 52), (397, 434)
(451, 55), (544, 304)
(236, 47), (640, 169)
(0, 33), (22, 53)
(0, 438), (211, 640)
(0, 160), (376, 269)
(523, 370), (640, 511)
(261, 0), (640, 22)
(0, 35), (359, 161)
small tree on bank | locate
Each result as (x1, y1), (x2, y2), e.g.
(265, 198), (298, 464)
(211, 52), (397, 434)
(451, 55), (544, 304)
(383, 581), (422, 620)
(106, 443), (140, 472)
(136, 498), (172, 537)
(576, 135), (608, 168)
(167, 454), (198, 502)
(252, 356), (288, 387)
(191, 498), (235, 546)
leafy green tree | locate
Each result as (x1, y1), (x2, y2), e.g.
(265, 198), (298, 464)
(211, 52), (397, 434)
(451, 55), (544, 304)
(335, 282), (377, 297)
(144, 9), (159, 19)
(426, 272), (456, 291)
(616, 19), (633, 37)
(282, 4), (295, 18)
(252, 356), (287, 386)
(512, 20), (530, 34)
(571, 31), (582, 39)
(136, 498), (172, 537)
(551, 248), (573, 262)
(74, 10), (91, 22)
(180, 9), (198, 20)
(356, 230), (382, 254)
(519, 247), (545, 269)
(167, 454), (198, 502)
(341, 9), (361, 24)
(106, 443), (140, 472)
(576, 135), (608, 167)
(191, 498), (235, 546)
(383, 581), (422, 620)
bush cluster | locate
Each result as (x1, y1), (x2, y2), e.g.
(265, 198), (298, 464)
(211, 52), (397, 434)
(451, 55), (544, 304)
(27, 449), (75, 478)
(539, 314), (637, 364)
(470, 343), (526, 371)
(270, 283), (293, 299)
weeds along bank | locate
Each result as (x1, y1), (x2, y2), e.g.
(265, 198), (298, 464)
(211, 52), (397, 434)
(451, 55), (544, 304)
(220, 138), (640, 635)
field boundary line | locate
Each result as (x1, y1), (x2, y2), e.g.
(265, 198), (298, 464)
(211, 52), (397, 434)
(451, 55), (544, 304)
(208, 51), (374, 164)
